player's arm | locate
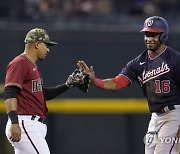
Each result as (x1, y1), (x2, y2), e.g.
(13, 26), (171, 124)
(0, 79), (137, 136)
(4, 86), (21, 142)
(77, 60), (130, 91)
(93, 78), (116, 90)
(43, 84), (69, 101)
(44, 69), (90, 100)
(93, 75), (130, 91)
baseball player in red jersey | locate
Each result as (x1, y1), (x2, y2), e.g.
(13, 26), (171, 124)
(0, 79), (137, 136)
(4, 28), (87, 154)
(77, 16), (180, 154)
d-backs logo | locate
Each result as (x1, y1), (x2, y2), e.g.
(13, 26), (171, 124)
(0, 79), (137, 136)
(140, 62), (170, 84)
(32, 78), (43, 92)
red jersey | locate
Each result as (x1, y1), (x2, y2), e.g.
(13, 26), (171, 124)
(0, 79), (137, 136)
(5, 54), (48, 118)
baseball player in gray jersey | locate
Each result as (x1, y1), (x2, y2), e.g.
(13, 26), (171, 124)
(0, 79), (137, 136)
(77, 16), (180, 154)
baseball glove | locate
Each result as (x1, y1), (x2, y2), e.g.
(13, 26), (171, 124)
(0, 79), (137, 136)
(66, 69), (90, 93)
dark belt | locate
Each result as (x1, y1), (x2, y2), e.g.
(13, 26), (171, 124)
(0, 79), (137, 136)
(156, 105), (175, 114)
(31, 115), (45, 124)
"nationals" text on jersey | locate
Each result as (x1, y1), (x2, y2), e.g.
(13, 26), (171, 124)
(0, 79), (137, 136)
(142, 62), (170, 83)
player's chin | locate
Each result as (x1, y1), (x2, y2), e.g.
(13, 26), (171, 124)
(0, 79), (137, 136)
(39, 56), (46, 61)
(147, 44), (156, 51)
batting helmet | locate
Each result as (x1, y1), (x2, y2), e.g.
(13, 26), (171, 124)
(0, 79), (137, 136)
(140, 16), (169, 43)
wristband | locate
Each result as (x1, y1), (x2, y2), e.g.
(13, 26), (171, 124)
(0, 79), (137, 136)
(8, 110), (19, 124)
(92, 78), (104, 89)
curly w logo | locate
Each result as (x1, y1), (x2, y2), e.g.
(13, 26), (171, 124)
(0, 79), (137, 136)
(146, 20), (154, 27)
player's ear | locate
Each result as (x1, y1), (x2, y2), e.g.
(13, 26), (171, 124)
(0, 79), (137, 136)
(35, 41), (39, 49)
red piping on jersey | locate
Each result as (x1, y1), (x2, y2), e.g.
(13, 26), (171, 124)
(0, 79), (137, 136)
(112, 74), (130, 90)
(22, 120), (40, 154)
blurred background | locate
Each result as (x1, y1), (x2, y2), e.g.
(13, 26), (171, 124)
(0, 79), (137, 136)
(0, 0), (180, 153)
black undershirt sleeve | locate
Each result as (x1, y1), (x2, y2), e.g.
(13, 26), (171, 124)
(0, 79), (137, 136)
(43, 84), (69, 101)
(4, 86), (21, 100)
(4, 84), (69, 101)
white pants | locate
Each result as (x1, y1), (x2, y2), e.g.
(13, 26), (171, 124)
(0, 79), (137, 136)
(145, 106), (180, 154)
(5, 115), (50, 154)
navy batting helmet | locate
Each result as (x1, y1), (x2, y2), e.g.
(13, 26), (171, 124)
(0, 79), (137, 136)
(140, 16), (169, 43)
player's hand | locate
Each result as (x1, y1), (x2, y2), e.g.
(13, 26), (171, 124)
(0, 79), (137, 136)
(66, 69), (89, 87)
(77, 60), (95, 82)
(10, 124), (21, 142)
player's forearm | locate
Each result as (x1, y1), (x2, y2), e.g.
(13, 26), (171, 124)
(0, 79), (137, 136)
(5, 98), (19, 124)
(44, 84), (69, 100)
(92, 78), (116, 90)
(5, 98), (18, 113)
(4, 86), (19, 124)
(92, 75), (130, 91)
